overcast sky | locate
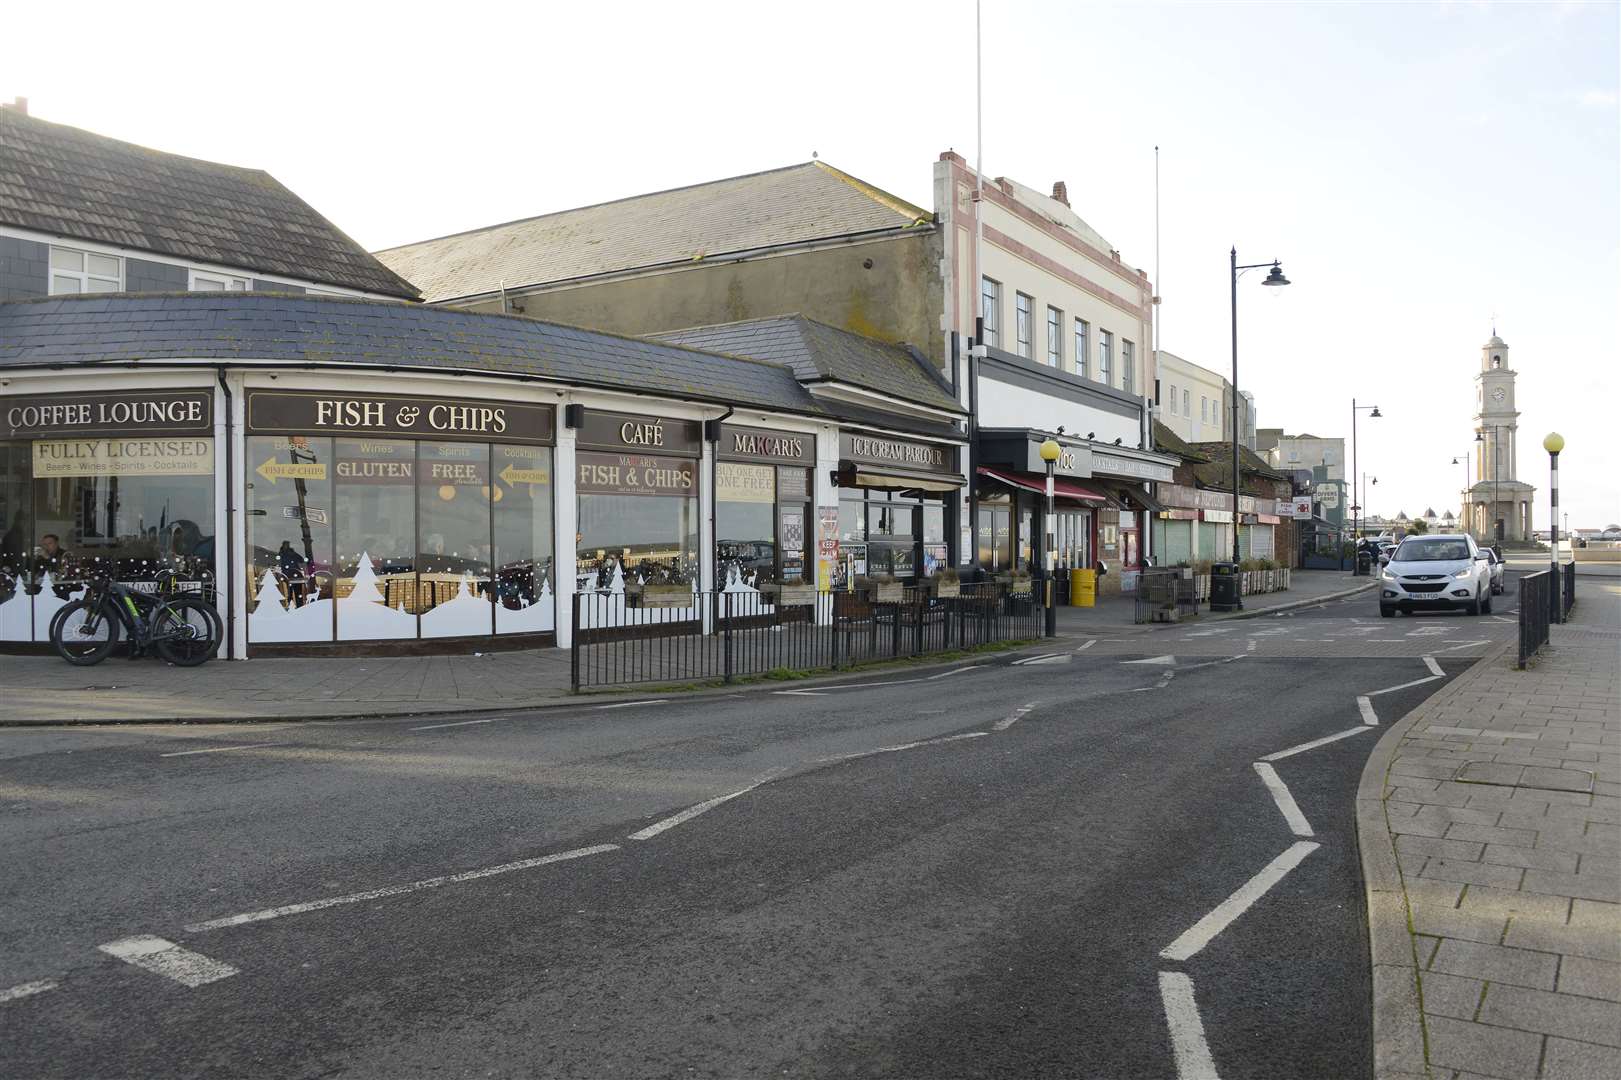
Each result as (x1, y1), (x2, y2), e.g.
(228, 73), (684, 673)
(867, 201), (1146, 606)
(5, 0), (1617, 527)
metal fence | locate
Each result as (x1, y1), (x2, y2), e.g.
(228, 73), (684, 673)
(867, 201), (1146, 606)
(570, 583), (1045, 690)
(1518, 570), (1551, 669)
(1136, 568), (1200, 624)
(1561, 561), (1576, 623)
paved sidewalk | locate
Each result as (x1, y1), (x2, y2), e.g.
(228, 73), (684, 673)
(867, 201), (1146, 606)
(1053, 567), (1374, 633)
(1359, 581), (1621, 1079)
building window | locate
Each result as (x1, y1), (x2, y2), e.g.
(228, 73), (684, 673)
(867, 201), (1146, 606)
(1201, 397), (1209, 423)
(1167, 383), (1177, 415)
(1122, 340), (1135, 394)
(191, 271), (248, 291)
(1099, 331), (1113, 385)
(1046, 306), (1063, 367)
(1074, 318), (1089, 379)
(1182, 388), (1190, 416)
(1015, 293), (1034, 359)
(49, 246), (121, 294)
(980, 277), (1000, 347)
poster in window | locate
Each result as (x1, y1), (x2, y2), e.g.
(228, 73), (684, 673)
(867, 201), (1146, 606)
(817, 506), (839, 592)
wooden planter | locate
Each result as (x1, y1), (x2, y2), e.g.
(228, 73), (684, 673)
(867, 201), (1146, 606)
(767, 583), (818, 606)
(631, 584), (693, 608)
(1007, 577), (1034, 597)
(857, 580), (905, 604)
(930, 579), (962, 599)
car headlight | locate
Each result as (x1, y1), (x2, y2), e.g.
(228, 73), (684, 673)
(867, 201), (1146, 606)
(1453, 567), (1473, 579)
(1381, 569), (1397, 580)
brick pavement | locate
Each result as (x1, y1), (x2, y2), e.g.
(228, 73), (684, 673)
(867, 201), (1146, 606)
(1360, 581), (1621, 1079)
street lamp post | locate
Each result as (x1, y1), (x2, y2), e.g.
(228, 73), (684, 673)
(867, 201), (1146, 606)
(1215, 248), (1289, 612)
(1351, 399), (1381, 572)
(1040, 437), (1060, 637)
(1544, 432), (1564, 623)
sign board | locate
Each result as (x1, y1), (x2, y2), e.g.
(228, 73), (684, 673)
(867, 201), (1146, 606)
(839, 431), (956, 475)
(575, 409), (701, 457)
(282, 505), (330, 525)
(245, 390), (554, 446)
(1289, 496), (1314, 519)
(576, 451), (699, 497)
(1203, 508), (1235, 524)
(715, 462), (775, 504)
(1315, 484), (1340, 509)
(1090, 452), (1176, 484)
(32, 437), (213, 478)
(817, 506), (840, 591)
(717, 424), (815, 466)
(6, 389), (212, 439)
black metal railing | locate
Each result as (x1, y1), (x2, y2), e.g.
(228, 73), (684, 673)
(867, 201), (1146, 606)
(570, 583), (1045, 690)
(1562, 561), (1576, 622)
(1518, 570), (1551, 669)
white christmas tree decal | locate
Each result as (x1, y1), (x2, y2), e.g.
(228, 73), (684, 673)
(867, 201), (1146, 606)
(347, 551), (385, 605)
(254, 571), (289, 617)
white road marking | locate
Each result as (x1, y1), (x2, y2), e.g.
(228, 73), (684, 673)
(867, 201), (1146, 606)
(0, 979), (58, 1004)
(1404, 626), (1446, 637)
(1436, 640), (1489, 653)
(774, 677), (923, 696)
(160, 742), (279, 758)
(1012, 653), (1067, 665)
(1423, 656), (1444, 677)
(97, 936), (238, 987)
(1491, 615), (1516, 623)
(1259, 727), (1371, 762)
(773, 689), (827, 696)
(1252, 763), (1313, 837)
(1366, 675), (1442, 697)
(817, 731), (990, 764)
(1075, 639), (1096, 652)
(185, 845), (618, 932)
(1123, 655), (1177, 665)
(1159, 841), (1321, 962)
(1245, 639), (1257, 652)
(595, 699), (669, 710)
(1158, 971), (1221, 1080)
(925, 665), (984, 679)
(410, 718), (495, 731)
(1357, 696), (1379, 726)
(993, 702), (1040, 732)
(628, 768), (787, 840)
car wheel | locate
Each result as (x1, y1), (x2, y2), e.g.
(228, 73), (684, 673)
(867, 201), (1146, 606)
(1482, 590), (1493, 615)
(1467, 591), (1481, 616)
(1380, 605), (1395, 618)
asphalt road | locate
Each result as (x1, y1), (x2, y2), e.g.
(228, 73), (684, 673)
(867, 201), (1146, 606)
(0, 578), (1523, 1079)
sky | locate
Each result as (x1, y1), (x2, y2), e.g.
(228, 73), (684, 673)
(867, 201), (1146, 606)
(4, 0), (1617, 527)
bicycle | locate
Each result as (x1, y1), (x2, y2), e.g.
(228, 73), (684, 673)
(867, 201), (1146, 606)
(49, 570), (221, 667)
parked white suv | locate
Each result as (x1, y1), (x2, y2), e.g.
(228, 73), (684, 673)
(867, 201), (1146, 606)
(1380, 533), (1493, 617)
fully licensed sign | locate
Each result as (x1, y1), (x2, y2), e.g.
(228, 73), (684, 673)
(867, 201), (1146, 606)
(245, 390), (555, 445)
(32, 437), (214, 477)
(5, 389), (212, 439)
(576, 451), (699, 497)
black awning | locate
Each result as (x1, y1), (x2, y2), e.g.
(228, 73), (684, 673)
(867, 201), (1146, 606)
(1110, 481), (1165, 513)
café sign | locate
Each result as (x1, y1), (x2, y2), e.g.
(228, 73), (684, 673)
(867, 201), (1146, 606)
(245, 390), (554, 446)
(575, 409), (701, 457)
(5, 389), (212, 439)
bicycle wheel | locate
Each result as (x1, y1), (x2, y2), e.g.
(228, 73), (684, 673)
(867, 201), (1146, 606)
(50, 598), (120, 666)
(152, 596), (220, 666)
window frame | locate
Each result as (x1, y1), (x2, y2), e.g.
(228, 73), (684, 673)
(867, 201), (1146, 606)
(48, 245), (122, 295)
(1015, 292), (1035, 359)
(1073, 318), (1089, 379)
(1099, 330), (1114, 385)
(1122, 340), (1135, 394)
(1167, 383), (1177, 415)
(1046, 306), (1063, 367)
(190, 270), (250, 292)
(980, 276), (1001, 347)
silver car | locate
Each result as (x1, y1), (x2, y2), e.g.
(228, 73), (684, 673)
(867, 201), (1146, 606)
(1379, 533), (1493, 617)
(1481, 547), (1506, 594)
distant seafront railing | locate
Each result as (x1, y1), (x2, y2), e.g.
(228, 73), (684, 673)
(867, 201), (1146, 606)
(569, 583), (1044, 691)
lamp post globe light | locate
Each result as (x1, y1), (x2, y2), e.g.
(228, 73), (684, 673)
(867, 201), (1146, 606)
(1350, 400), (1381, 573)
(1040, 437), (1061, 637)
(1213, 249), (1290, 612)
(1544, 432), (1565, 623)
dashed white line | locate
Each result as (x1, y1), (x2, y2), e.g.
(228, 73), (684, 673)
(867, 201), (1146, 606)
(993, 702), (1040, 732)
(1435, 640), (1489, 653)
(1252, 763), (1313, 837)
(1423, 656), (1444, 677)
(628, 768), (787, 840)
(1245, 639), (1257, 652)
(1259, 727), (1371, 762)
(925, 665), (984, 679)
(410, 718), (495, 731)
(160, 742), (279, 758)
(1075, 639), (1096, 652)
(595, 699), (670, 710)
(1159, 971), (1221, 1080)
(1366, 675), (1442, 697)
(185, 844), (618, 932)
(97, 936), (238, 987)
(1159, 841), (1321, 962)
(0, 979), (58, 1004)
(1357, 696), (1379, 726)
(1012, 653), (1065, 666)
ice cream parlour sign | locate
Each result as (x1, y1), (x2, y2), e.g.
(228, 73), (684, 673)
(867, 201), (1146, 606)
(839, 431), (955, 474)
(5, 389), (212, 439)
(245, 390), (554, 446)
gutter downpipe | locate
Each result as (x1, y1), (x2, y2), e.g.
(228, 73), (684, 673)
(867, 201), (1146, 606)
(708, 404), (734, 623)
(216, 367), (236, 659)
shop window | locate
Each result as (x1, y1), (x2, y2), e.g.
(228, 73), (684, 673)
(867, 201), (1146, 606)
(417, 442), (493, 638)
(1018, 507), (1034, 570)
(492, 444), (554, 634)
(334, 438), (417, 640)
(576, 451), (699, 595)
(978, 498), (1011, 571)
(717, 462), (777, 591)
(246, 434), (335, 643)
(0, 442), (32, 641)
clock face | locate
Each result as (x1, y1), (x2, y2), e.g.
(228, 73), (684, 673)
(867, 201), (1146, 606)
(1492, 387), (1507, 403)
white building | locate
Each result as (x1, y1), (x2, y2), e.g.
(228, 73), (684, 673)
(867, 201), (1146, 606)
(1264, 433), (1345, 481)
(1467, 333), (1535, 543)
(1155, 351), (1228, 444)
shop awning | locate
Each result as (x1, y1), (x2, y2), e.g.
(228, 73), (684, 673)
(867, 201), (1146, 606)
(850, 465), (963, 492)
(976, 466), (1107, 503)
(1108, 481), (1165, 513)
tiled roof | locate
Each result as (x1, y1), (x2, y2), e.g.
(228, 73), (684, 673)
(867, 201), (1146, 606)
(655, 315), (962, 415)
(0, 109), (419, 299)
(1187, 441), (1293, 485)
(0, 294), (821, 415)
(1151, 420), (1210, 463)
(374, 161), (931, 303)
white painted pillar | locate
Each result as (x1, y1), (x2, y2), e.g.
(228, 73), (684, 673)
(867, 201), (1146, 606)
(552, 421), (577, 649)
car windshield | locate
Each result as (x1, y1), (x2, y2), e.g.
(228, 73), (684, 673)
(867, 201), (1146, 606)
(1394, 538), (1470, 562)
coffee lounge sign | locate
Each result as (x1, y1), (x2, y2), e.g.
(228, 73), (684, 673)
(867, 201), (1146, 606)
(5, 389), (213, 439)
(245, 390), (554, 446)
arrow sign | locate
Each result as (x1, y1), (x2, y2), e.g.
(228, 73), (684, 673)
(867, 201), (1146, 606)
(499, 463), (550, 487)
(255, 458), (327, 485)
(1122, 655), (1177, 665)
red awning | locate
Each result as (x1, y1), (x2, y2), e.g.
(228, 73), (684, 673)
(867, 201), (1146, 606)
(977, 466), (1107, 503)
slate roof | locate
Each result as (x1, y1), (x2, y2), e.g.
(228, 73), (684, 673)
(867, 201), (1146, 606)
(654, 316), (963, 415)
(0, 294), (821, 415)
(374, 162), (931, 304)
(0, 109), (419, 299)
(1187, 441), (1293, 487)
(1151, 420), (1210, 463)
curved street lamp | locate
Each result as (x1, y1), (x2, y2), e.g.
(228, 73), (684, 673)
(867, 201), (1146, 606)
(1351, 400), (1380, 571)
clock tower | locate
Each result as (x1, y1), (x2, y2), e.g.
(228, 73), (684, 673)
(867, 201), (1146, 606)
(1467, 331), (1535, 544)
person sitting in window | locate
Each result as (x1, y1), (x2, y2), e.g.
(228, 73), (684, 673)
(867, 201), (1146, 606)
(33, 533), (70, 579)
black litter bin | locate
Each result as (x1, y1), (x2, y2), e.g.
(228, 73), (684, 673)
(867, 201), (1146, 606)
(1355, 550), (1373, 577)
(1210, 561), (1241, 612)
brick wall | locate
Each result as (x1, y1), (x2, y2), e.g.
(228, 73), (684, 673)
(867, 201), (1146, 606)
(0, 235), (47, 300)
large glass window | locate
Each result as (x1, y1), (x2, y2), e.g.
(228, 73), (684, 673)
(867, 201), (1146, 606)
(492, 444), (555, 634)
(246, 434), (335, 642)
(576, 452), (699, 595)
(49, 246), (121, 295)
(1099, 331), (1114, 385)
(1122, 340), (1135, 394)
(1046, 307), (1063, 367)
(717, 462), (777, 590)
(334, 438), (417, 640)
(417, 441), (493, 638)
(978, 498), (1011, 571)
(0, 442), (32, 640)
